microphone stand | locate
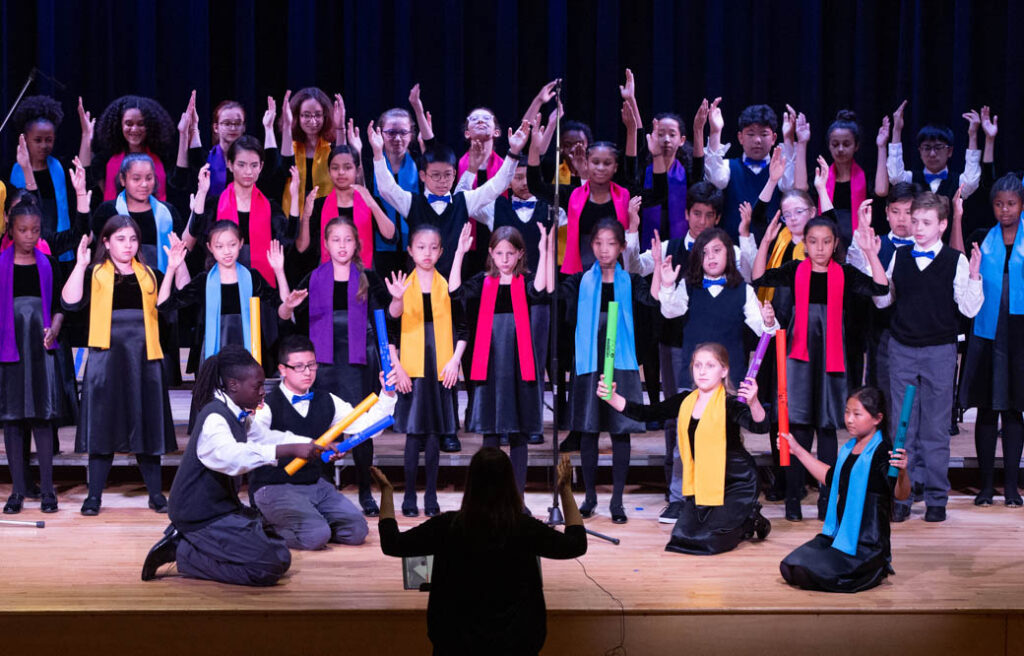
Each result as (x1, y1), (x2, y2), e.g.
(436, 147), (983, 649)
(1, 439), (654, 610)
(544, 81), (619, 546)
(0, 69), (37, 137)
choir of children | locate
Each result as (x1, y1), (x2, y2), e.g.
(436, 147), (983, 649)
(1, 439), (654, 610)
(1, 76), (1018, 592)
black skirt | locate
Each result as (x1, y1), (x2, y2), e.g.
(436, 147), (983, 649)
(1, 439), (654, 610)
(959, 274), (1024, 411)
(138, 243), (183, 386)
(787, 304), (847, 428)
(189, 310), (279, 377)
(313, 310), (382, 404)
(666, 448), (763, 555)
(394, 322), (457, 435)
(468, 313), (543, 435)
(568, 309), (644, 434)
(0, 297), (67, 422)
(780, 491), (894, 593)
(75, 309), (176, 455)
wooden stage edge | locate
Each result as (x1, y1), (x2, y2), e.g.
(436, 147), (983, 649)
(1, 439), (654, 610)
(2, 486), (1023, 655)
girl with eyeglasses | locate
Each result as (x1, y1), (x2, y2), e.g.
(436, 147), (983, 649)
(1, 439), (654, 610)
(279, 87), (346, 213)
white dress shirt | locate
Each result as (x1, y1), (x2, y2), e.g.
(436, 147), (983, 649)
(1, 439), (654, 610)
(873, 240), (984, 317)
(704, 142), (796, 191)
(847, 231), (914, 274)
(886, 142), (981, 197)
(459, 190), (568, 231)
(624, 230), (757, 282)
(658, 281), (777, 336)
(373, 155), (518, 219)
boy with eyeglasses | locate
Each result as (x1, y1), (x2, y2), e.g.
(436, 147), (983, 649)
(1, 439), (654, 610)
(248, 335), (397, 551)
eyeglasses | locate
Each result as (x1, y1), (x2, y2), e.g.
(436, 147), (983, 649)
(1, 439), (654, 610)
(282, 362), (319, 373)
(467, 113), (494, 124)
(300, 112), (324, 122)
(781, 207), (811, 221)
(218, 120), (244, 129)
(919, 144), (949, 154)
(426, 171), (455, 182)
(383, 129), (412, 138)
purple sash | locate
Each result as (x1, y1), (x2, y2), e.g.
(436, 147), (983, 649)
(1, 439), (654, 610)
(641, 159), (688, 248)
(207, 144), (228, 198)
(309, 261), (367, 365)
(0, 246), (54, 362)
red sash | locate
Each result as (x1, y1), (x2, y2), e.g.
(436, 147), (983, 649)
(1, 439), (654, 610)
(320, 188), (373, 268)
(470, 275), (535, 381)
(791, 259), (845, 373)
(561, 181), (630, 274)
(217, 183), (276, 287)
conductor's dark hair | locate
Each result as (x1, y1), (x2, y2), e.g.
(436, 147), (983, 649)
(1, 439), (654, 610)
(278, 334), (317, 364)
(848, 386), (890, 442)
(827, 109), (861, 147)
(12, 95), (64, 133)
(916, 124), (954, 147)
(686, 181), (724, 215)
(95, 95), (175, 163)
(888, 182), (920, 205)
(990, 173), (1024, 205)
(419, 144), (457, 171)
(226, 135), (264, 163)
(685, 228), (743, 288)
(456, 447), (523, 546)
(189, 344), (261, 431)
(737, 104), (778, 133)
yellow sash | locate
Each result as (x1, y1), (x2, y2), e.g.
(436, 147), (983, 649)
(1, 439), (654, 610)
(399, 269), (454, 380)
(553, 162), (572, 264)
(677, 384), (727, 506)
(89, 259), (163, 360)
(283, 138), (332, 212)
(757, 227), (806, 303)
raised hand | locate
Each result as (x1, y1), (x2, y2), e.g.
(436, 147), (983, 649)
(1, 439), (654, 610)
(981, 106), (998, 139)
(969, 243), (982, 279)
(266, 239), (286, 271)
(645, 118), (662, 158)
(963, 108), (981, 138)
(782, 106), (795, 143)
(283, 288), (308, 310)
(853, 223), (880, 257)
(178, 90), (197, 136)
(627, 195), (642, 233)
(455, 221), (474, 254)
(332, 93), (346, 131)
(16, 134), (30, 170)
(163, 232), (188, 271)
(467, 138), (486, 172)
(892, 100), (907, 140)
(408, 83), (423, 110)
(367, 120), (384, 156)
(303, 187), (319, 220)
(621, 101), (638, 131)
(535, 79), (559, 105)
(507, 119), (531, 155)
(768, 145), (786, 183)
(708, 99), (724, 134)
(765, 210), (783, 243)
(75, 235), (92, 269)
(78, 97), (95, 143)
(694, 98), (710, 136)
(619, 68), (636, 102)
(857, 199), (874, 234)
(876, 116), (890, 148)
(795, 112), (811, 144)
(369, 465), (394, 491)
(814, 155), (829, 190)
(738, 201), (753, 237)
(385, 271), (411, 299)
(556, 454), (573, 490)
(952, 184), (965, 222)
(288, 165), (301, 202)
(197, 163), (211, 196)
(70, 157), (89, 196)
(760, 300), (776, 327)
(281, 90), (294, 128)
(263, 96), (277, 132)
(569, 142), (589, 179)
(660, 253), (681, 286)
(344, 118), (362, 153)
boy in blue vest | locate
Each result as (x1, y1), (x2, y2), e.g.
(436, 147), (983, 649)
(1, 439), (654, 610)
(874, 192), (983, 523)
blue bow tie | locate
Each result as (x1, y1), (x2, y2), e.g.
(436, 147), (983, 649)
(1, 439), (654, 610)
(291, 392), (314, 404)
(743, 156), (769, 169)
(703, 277), (727, 289)
(236, 410), (251, 423)
(426, 193), (451, 205)
(512, 199), (536, 211)
(911, 249), (936, 260)
(891, 237), (915, 247)
(923, 170), (948, 184)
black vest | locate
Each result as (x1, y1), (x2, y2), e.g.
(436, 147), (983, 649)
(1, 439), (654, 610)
(888, 246), (960, 347)
(492, 196), (553, 272)
(168, 400), (247, 533)
(682, 282), (747, 387)
(248, 386), (335, 494)
(724, 159), (777, 243)
(406, 193), (470, 278)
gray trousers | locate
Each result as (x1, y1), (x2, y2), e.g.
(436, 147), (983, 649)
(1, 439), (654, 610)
(876, 332), (925, 474)
(888, 339), (957, 509)
(176, 509), (291, 586)
(254, 478), (369, 550)
(660, 344), (686, 504)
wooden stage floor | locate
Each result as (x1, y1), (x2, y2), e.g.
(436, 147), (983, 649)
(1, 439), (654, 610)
(2, 482), (1022, 655)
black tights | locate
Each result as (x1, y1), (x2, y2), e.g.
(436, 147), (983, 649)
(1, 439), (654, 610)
(87, 454), (163, 499)
(787, 425), (838, 507)
(579, 432), (630, 509)
(482, 433), (528, 495)
(350, 439), (374, 498)
(403, 434), (439, 508)
(3, 421), (54, 496)
(975, 410), (1024, 498)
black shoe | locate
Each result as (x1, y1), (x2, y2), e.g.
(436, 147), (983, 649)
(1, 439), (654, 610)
(40, 492), (58, 513)
(579, 499), (597, 518)
(924, 506), (946, 523)
(558, 432), (581, 453)
(360, 495), (380, 517)
(658, 501), (683, 524)
(610, 505), (628, 524)
(784, 499), (802, 522)
(81, 496), (101, 516)
(440, 436), (462, 453)
(3, 493), (25, 514)
(912, 482), (925, 502)
(141, 528), (180, 581)
(764, 490), (785, 502)
(974, 489), (995, 506)
(25, 483), (41, 500)
(892, 504), (911, 523)
(1005, 493), (1023, 508)
(527, 434), (544, 445)
(401, 502), (419, 517)
(753, 513), (772, 540)
(499, 434), (510, 446)
(149, 494), (169, 513)
(424, 503), (441, 517)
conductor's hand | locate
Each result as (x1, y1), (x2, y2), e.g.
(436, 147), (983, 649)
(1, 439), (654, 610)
(370, 466), (394, 492)
(556, 454), (573, 491)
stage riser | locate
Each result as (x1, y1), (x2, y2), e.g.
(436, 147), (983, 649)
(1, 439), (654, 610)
(2, 612), (1019, 655)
